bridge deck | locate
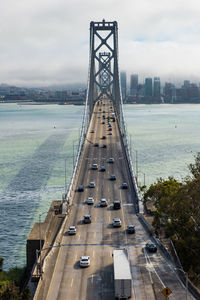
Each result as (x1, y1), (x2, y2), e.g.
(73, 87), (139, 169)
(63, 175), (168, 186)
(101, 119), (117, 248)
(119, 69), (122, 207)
(34, 99), (195, 300)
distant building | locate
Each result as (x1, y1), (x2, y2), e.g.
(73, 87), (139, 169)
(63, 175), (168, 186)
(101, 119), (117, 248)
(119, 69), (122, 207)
(120, 72), (127, 102)
(153, 77), (161, 99)
(130, 74), (138, 96)
(145, 78), (152, 97)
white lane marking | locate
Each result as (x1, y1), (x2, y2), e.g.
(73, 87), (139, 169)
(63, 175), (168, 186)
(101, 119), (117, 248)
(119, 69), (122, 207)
(144, 248), (165, 287)
(71, 278), (74, 287)
(78, 234), (80, 240)
(91, 274), (94, 284)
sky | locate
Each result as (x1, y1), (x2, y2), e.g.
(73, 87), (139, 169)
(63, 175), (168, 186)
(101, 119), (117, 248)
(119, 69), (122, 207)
(1, 0), (200, 87)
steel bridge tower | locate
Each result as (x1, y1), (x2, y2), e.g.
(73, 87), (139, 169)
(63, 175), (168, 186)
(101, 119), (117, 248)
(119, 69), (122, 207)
(87, 20), (123, 122)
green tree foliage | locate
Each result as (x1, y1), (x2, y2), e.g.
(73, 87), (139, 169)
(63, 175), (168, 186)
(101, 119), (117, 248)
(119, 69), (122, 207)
(143, 152), (200, 283)
(0, 259), (31, 300)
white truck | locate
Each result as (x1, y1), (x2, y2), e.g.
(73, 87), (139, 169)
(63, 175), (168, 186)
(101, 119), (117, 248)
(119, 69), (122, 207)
(113, 249), (132, 299)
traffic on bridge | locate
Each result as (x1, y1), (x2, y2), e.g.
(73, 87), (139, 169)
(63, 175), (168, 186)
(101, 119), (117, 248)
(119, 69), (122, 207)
(32, 20), (195, 300)
(34, 99), (194, 300)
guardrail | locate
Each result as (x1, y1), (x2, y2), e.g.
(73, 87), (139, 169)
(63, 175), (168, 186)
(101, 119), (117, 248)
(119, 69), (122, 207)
(62, 96), (89, 213)
(117, 105), (141, 214)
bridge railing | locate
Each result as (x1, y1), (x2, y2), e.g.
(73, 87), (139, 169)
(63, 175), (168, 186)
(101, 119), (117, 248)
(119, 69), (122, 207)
(116, 78), (141, 213)
(62, 48), (92, 213)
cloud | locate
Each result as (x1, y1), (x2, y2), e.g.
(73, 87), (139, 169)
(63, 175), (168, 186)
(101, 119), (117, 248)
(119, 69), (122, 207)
(1, 0), (200, 86)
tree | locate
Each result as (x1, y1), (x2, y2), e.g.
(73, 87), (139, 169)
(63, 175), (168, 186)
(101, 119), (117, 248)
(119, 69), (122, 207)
(143, 154), (200, 284)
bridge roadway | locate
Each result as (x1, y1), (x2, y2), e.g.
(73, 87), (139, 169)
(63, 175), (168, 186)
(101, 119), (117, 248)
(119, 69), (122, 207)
(35, 99), (195, 300)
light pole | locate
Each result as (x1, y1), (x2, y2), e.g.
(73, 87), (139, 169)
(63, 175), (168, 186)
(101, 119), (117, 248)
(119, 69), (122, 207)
(38, 211), (48, 275)
(36, 242), (66, 276)
(65, 159), (67, 195)
(128, 134), (139, 183)
(132, 148), (138, 184)
(175, 268), (188, 300)
(73, 139), (79, 170)
(138, 170), (146, 187)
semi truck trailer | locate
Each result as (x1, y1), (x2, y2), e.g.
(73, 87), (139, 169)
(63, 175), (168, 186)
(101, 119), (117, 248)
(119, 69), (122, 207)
(113, 249), (132, 299)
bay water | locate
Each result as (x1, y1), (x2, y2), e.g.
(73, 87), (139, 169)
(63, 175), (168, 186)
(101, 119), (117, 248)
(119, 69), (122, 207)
(0, 103), (199, 270)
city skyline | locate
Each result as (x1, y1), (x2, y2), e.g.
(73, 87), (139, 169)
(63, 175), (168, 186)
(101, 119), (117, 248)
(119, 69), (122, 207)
(1, 0), (200, 87)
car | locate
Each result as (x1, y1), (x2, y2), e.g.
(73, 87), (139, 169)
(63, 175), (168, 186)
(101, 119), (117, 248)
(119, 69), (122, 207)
(102, 121), (105, 124)
(99, 108), (101, 111)
(113, 200), (121, 210)
(100, 165), (106, 172)
(84, 215), (91, 223)
(146, 242), (157, 252)
(99, 198), (108, 207)
(87, 197), (94, 205)
(108, 127), (112, 131)
(78, 185), (84, 192)
(92, 163), (98, 170)
(90, 129), (94, 133)
(89, 181), (95, 188)
(103, 110), (105, 113)
(102, 135), (106, 139)
(103, 115), (105, 119)
(68, 226), (76, 235)
(122, 182), (128, 189)
(110, 174), (116, 180)
(102, 144), (107, 148)
(112, 218), (122, 227)
(127, 225), (135, 234)
(80, 256), (90, 267)
(108, 157), (114, 163)
(108, 132), (112, 135)
(94, 143), (99, 147)
(108, 124), (112, 128)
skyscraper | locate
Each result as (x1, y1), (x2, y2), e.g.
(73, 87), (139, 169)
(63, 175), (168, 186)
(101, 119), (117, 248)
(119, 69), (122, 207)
(153, 77), (161, 98)
(130, 74), (138, 96)
(145, 78), (152, 96)
(120, 71), (127, 101)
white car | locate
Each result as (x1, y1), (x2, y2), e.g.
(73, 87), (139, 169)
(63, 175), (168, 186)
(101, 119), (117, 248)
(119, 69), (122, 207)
(112, 218), (122, 227)
(68, 226), (76, 235)
(89, 181), (95, 188)
(80, 256), (90, 267)
(99, 198), (108, 207)
(92, 163), (98, 170)
(87, 197), (94, 205)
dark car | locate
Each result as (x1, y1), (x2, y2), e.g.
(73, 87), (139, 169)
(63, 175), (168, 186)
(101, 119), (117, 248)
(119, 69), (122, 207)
(102, 144), (107, 148)
(102, 136), (106, 139)
(94, 143), (99, 147)
(146, 242), (157, 252)
(113, 200), (121, 210)
(127, 225), (135, 234)
(100, 166), (106, 172)
(84, 215), (91, 224)
(110, 174), (116, 181)
(122, 182), (128, 189)
(78, 185), (84, 192)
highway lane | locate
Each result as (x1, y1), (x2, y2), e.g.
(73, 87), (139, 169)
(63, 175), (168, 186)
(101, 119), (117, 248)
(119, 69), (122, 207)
(35, 98), (195, 300)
